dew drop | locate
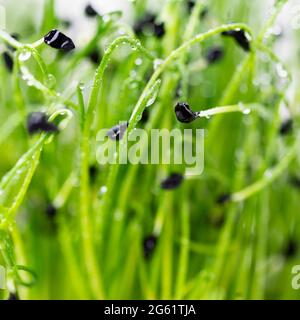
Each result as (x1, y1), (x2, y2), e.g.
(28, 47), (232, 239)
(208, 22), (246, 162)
(238, 102), (251, 115)
(135, 58), (143, 66)
(99, 186), (107, 196)
(130, 70), (137, 78)
(153, 59), (163, 70)
(45, 74), (56, 88)
(145, 79), (161, 108)
(271, 25), (283, 37)
(276, 63), (288, 78)
(79, 82), (85, 90)
(264, 169), (273, 179)
(242, 108), (251, 115)
(146, 97), (156, 108)
(19, 49), (31, 62)
(118, 28), (126, 36)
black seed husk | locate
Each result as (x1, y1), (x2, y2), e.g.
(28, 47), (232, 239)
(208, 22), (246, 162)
(206, 47), (224, 64)
(161, 173), (184, 190)
(175, 102), (197, 123)
(284, 240), (298, 258)
(27, 112), (59, 135)
(89, 165), (98, 183)
(107, 122), (129, 141)
(217, 193), (231, 205)
(143, 235), (157, 259)
(88, 50), (101, 65)
(154, 22), (165, 38)
(85, 4), (98, 17)
(46, 204), (57, 218)
(141, 109), (150, 123)
(279, 119), (293, 135)
(44, 29), (75, 52)
(222, 29), (251, 52)
(2, 52), (14, 72)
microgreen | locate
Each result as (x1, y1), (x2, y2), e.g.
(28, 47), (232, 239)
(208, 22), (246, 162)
(0, 0), (297, 301)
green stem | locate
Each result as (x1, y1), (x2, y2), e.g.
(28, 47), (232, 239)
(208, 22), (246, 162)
(85, 36), (155, 130)
(78, 38), (156, 293)
(174, 185), (190, 299)
(179, 0), (204, 100)
(79, 133), (104, 299)
(231, 141), (298, 202)
(0, 31), (23, 49)
(197, 103), (252, 118)
(220, 54), (253, 105)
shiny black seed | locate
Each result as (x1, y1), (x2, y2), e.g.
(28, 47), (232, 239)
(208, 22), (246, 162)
(279, 119), (293, 135)
(222, 29), (251, 52)
(88, 50), (101, 65)
(284, 240), (298, 258)
(175, 102), (197, 123)
(27, 112), (59, 135)
(217, 193), (231, 205)
(85, 4), (98, 17)
(107, 122), (129, 141)
(206, 47), (224, 64)
(2, 52), (13, 72)
(154, 22), (165, 38)
(44, 29), (75, 52)
(161, 173), (184, 190)
(89, 165), (98, 183)
(46, 204), (57, 218)
(143, 235), (157, 259)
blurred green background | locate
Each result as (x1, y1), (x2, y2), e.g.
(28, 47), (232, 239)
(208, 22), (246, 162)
(0, 0), (300, 300)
